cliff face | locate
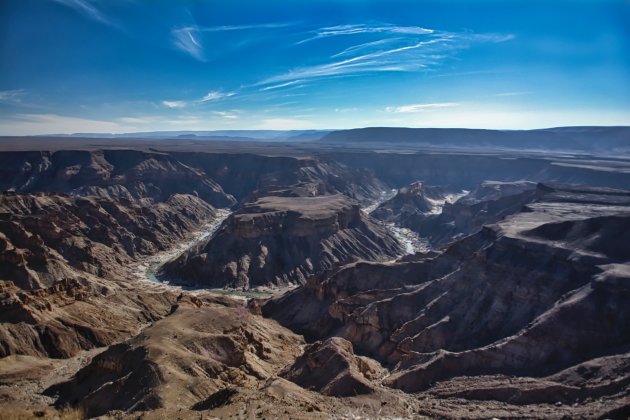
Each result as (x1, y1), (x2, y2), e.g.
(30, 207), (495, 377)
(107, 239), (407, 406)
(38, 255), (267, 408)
(2, 143), (630, 418)
(0, 191), (221, 359)
(0, 150), (236, 207)
(0, 278), (178, 359)
(371, 181), (447, 223)
(173, 152), (387, 205)
(0, 191), (217, 290)
(409, 180), (539, 247)
(161, 195), (404, 288)
(370, 180), (538, 248)
(46, 295), (304, 417)
(264, 184), (630, 395)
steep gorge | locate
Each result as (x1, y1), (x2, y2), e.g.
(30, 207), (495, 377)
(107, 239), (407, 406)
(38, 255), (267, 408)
(263, 184), (630, 398)
(1, 146), (630, 418)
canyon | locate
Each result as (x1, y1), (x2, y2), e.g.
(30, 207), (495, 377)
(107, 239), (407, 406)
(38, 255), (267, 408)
(0, 133), (629, 419)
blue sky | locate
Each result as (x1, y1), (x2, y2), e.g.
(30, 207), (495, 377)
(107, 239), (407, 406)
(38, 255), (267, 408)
(0, 0), (628, 134)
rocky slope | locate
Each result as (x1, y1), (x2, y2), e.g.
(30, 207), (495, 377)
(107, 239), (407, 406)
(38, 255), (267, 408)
(0, 191), (217, 290)
(263, 184), (630, 414)
(0, 277), (178, 359)
(280, 337), (384, 397)
(0, 150), (236, 207)
(0, 190), (224, 359)
(411, 180), (538, 247)
(19, 296), (434, 419)
(371, 181), (448, 223)
(161, 194), (404, 288)
(173, 152), (387, 205)
(45, 295), (304, 417)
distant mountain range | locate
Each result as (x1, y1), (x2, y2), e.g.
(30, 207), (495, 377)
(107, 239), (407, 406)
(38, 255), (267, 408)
(320, 126), (630, 154)
(42, 130), (332, 142)
(26, 126), (630, 155)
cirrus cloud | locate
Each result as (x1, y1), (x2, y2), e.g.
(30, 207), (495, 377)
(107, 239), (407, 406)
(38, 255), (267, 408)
(386, 103), (459, 113)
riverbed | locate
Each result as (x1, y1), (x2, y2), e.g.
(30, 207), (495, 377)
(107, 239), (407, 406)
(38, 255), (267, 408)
(362, 188), (469, 256)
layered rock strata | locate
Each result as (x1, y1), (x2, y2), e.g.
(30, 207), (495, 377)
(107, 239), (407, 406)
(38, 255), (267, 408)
(264, 184), (630, 398)
(162, 194), (404, 288)
(0, 191), (217, 290)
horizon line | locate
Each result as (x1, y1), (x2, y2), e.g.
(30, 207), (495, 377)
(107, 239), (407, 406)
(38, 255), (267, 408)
(2, 124), (629, 138)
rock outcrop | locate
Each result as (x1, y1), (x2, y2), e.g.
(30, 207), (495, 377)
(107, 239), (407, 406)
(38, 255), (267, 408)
(264, 184), (630, 402)
(161, 194), (404, 288)
(371, 181), (447, 223)
(46, 296), (304, 417)
(457, 180), (537, 205)
(0, 278), (178, 358)
(0, 191), (217, 290)
(0, 190), (222, 359)
(0, 150), (236, 207)
(370, 180), (536, 249)
(280, 337), (384, 397)
(412, 180), (538, 247)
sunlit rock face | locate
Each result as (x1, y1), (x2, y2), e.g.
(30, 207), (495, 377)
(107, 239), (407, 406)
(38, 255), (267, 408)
(371, 181), (446, 223)
(0, 150), (236, 207)
(265, 184), (630, 396)
(161, 194), (405, 288)
(0, 191), (217, 290)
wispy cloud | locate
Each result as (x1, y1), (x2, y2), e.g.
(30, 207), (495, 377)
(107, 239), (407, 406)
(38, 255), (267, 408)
(168, 20), (513, 98)
(259, 80), (306, 91)
(212, 111), (239, 120)
(297, 23), (434, 44)
(495, 91), (531, 97)
(198, 22), (294, 32)
(161, 100), (187, 109)
(171, 26), (205, 61)
(201, 91), (235, 102)
(331, 38), (403, 58)
(51, 0), (115, 26)
(0, 89), (27, 104)
(171, 22), (294, 62)
(161, 91), (236, 109)
(386, 102), (459, 113)
(258, 25), (514, 88)
(259, 39), (445, 85)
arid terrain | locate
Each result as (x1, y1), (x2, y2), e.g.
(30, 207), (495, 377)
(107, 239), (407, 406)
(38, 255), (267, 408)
(0, 131), (629, 419)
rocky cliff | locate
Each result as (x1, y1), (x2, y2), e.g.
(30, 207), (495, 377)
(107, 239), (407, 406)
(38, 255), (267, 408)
(264, 184), (630, 404)
(411, 180), (539, 247)
(0, 190), (222, 359)
(0, 191), (217, 290)
(45, 295), (304, 417)
(173, 152), (387, 205)
(371, 181), (447, 223)
(162, 194), (404, 288)
(2, 143), (630, 418)
(0, 150), (236, 207)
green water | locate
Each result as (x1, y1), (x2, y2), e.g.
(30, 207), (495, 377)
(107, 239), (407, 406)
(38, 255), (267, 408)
(207, 288), (273, 298)
(146, 268), (271, 298)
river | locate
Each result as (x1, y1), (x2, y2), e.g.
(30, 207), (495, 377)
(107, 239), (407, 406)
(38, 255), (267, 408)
(132, 187), (467, 292)
(361, 188), (469, 256)
(131, 209), (232, 289)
